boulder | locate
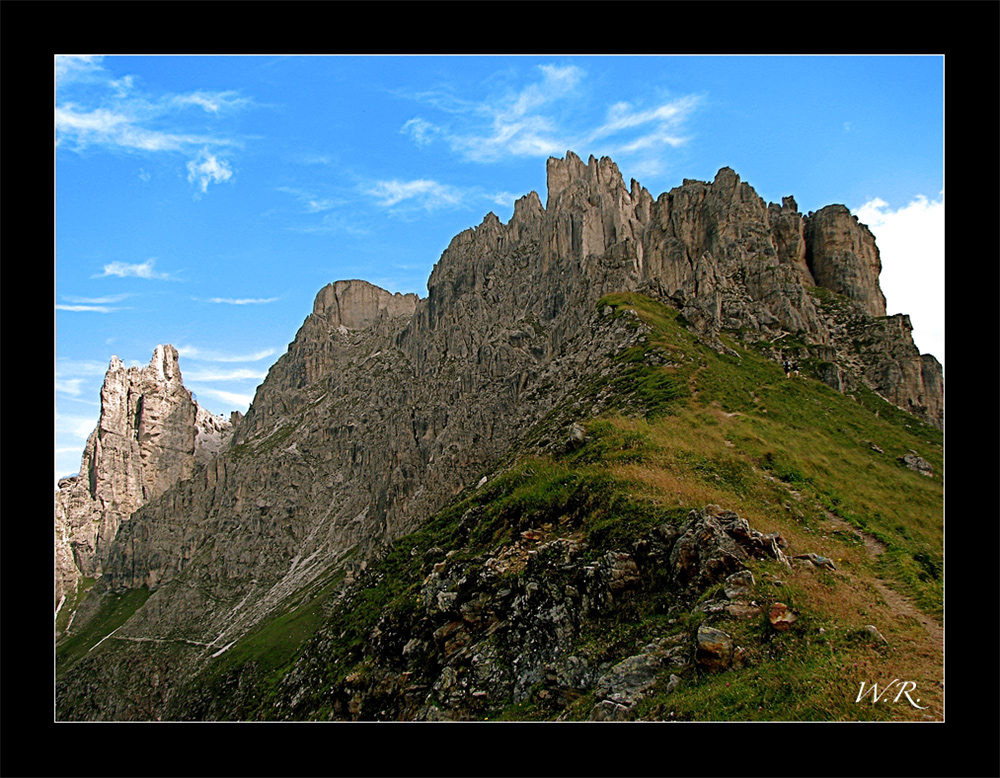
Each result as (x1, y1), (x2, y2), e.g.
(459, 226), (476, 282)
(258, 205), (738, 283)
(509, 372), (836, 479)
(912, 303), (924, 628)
(696, 625), (734, 672)
(899, 453), (934, 477)
(768, 602), (797, 631)
(724, 570), (755, 600)
(670, 505), (790, 589)
(793, 553), (838, 571)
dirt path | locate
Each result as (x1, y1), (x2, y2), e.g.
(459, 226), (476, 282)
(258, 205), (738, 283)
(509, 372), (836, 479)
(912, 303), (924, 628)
(819, 510), (943, 651)
(868, 576), (943, 648)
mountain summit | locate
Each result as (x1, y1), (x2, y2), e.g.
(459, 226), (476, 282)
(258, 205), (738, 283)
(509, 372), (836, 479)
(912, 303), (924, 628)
(55, 153), (943, 722)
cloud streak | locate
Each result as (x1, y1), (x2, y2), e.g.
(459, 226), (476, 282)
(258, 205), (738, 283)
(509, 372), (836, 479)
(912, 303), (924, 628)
(277, 186), (347, 213)
(57, 293), (132, 313)
(55, 105), (216, 153)
(93, 258), (172, 280)
(55, 377), (87, 396)
(56, 303), (127, 313)
(202, 297), (281, 305)
(177, 345), (277, 363)
(401, 63), (701, 172)
(183, 367), (267, 382)
(370, 178), (464, 211)
(190, 387), (255, 409)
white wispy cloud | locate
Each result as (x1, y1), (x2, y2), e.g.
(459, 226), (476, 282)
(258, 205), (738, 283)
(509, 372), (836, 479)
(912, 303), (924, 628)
(62, 293), (132, 304)
(184, 367), (267, 382)
(586, 95), (701, 154)
(177, 345), (277, 363)
(93, 258), (172, 280)
(277, 186), (346, 213)
(401, 117), (440, 147)
(277, 186), (377, 234)
(55, 377), (86, 396)
(438, 64), (583, 162)
(597, 100), (690, 135)
(284, 212), (374, 236)
(171, 90), (250, 114)
(56, 56), (247, 193)
(56, 105), (214, 153)
(56, 411), (101, 440)
(370, 179), (464, 211)
(399, 65), (573, 161)
(56, 357), (114, 376)
(489, 190), (520, 208)
(400, 63), (701, 171)
(55, 55), (108, 88)
(191, 387), (255, 409)
(201, 296), (281, 305)
(854, 193), (945, 363)
(56, 303), (128, 313)
(54, 358), (109, 410)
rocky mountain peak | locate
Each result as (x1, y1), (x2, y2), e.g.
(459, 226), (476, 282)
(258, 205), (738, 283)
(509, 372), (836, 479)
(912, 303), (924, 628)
(55, 345), (232, 610)
(546, 151), (631, 209)
(151, 343), (183, 383)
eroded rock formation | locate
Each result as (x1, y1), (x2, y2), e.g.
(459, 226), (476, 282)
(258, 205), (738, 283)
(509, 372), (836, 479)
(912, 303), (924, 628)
(55, 346), (232, 611)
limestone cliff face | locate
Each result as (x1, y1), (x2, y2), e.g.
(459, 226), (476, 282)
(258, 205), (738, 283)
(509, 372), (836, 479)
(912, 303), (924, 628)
(805, 204), (886, 317)
(313, 279), (419, 331)
(54, 346), (232, 611)
(56, 152), (942, 719)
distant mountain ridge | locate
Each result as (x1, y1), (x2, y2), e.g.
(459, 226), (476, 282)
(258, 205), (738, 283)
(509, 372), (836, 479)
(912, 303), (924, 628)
(55, 152), (943, 721)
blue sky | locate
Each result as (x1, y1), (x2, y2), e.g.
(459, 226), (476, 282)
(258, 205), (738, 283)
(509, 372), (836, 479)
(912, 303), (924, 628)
(55, 54), (944, 485)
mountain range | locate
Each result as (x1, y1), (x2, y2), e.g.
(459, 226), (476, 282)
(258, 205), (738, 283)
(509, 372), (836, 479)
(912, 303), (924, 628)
(55, 151), (943, 724)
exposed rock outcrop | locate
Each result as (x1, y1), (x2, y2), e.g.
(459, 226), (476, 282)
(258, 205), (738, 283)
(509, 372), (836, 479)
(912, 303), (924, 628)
(205, 505), (785, 722)
(805, 204), (886, 317)
(55, 346), (232, 611)
(313, 279), (419, 332)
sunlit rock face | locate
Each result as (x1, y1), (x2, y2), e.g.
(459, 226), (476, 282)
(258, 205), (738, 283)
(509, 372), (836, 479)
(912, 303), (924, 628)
(55, 346), (232, 609)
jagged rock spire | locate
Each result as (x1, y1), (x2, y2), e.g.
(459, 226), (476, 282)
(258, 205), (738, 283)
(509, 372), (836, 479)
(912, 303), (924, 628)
(54, 346), (232, 609)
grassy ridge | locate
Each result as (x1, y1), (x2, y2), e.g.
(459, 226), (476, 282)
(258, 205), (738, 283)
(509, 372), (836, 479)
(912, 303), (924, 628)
(597, 292), (942, 612)
(577, 293), (943, 720)
(288, 291), (940, 720)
